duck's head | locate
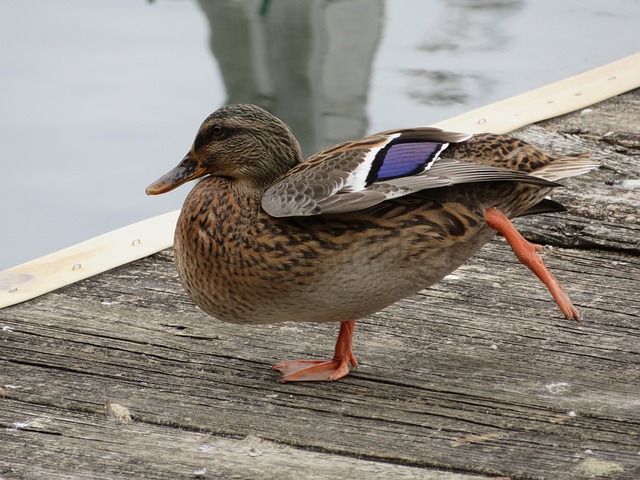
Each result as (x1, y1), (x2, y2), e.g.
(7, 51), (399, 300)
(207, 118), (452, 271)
(146, 104), (302, 195)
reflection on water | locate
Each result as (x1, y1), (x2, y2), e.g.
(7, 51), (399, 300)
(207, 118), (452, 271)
(408, 0), (523, 107)
(404, 69), (488, 106)
(1, 0), (639, 269)
(197, 0), (383, 156)
(419, 0), (523, 53)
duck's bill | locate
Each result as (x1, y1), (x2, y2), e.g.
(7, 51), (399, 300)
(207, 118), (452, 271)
(145, 154), (207, 195)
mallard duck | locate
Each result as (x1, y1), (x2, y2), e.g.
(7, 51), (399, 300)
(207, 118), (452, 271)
(146, 104), (596, 382)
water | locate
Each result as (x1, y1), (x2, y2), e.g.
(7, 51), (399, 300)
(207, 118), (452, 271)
(1, 0), (639, 270)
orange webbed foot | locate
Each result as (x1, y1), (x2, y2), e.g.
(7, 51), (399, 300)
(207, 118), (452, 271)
(273, 320), (358, 382)
(485, 208), (580, 321)
(272, 357), (356, 382)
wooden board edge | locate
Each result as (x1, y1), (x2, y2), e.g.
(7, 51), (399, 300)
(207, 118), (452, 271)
(0, 211), (179, 308)
(432, 53), (640, 133)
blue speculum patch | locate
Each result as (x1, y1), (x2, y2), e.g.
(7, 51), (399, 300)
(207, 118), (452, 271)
(375, 142), (442, 181)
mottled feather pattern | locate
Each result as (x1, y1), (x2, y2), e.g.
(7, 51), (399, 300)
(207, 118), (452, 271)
(177, 176), (512, 325)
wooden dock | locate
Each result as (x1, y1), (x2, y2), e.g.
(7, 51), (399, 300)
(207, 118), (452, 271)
(1, 89), (639, 479)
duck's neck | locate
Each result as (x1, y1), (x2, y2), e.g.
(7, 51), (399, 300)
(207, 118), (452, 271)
(180, 176), (263, 238)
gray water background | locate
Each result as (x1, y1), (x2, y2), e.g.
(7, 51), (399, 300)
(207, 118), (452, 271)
(1, 0), (639, 270)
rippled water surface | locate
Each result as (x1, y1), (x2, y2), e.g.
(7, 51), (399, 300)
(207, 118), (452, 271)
(1, 0), (639, 269)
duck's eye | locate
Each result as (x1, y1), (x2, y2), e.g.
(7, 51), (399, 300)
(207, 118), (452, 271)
(211, 125), (224, 138)
(194, 124), (226, 151)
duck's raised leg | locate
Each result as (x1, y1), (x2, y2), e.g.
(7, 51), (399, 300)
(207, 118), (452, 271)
(272, 320), (358, 382)
(485, 207), (580, 321)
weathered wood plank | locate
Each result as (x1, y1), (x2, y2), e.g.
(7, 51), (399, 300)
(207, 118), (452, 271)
(512, 89), (640, 253)
(3, 402), (483, 480)
(2, 242), (639, 479)
(1, 89), (639, 480)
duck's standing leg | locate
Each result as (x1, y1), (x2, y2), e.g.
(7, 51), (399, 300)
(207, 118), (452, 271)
(272, 320), (359, 382)
(484, 208), (580, 321)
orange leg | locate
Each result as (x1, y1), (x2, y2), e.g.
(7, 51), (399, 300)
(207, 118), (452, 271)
(485, 208), (580, 321)
(272, 320), (358, 382)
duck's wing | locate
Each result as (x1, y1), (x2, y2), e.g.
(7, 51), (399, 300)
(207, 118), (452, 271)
(261, 127), (557, 217)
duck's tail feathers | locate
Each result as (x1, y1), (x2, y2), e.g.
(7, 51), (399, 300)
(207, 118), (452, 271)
(520, 198), (567, 217)
(530, 153), (599, 182)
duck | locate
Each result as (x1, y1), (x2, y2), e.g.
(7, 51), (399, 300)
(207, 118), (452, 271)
(146, 104), (597, 383)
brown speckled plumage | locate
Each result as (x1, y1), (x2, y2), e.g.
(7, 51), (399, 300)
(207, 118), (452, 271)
(147, 104), (597, 382)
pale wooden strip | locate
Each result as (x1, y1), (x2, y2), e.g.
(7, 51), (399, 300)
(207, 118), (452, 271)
(1, 53), (639, 309)
(0, 211), (179, 308)
(433, 53), (640, 133)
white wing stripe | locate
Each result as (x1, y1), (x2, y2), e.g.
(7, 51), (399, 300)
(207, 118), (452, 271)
(341, 133), (401, 193)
